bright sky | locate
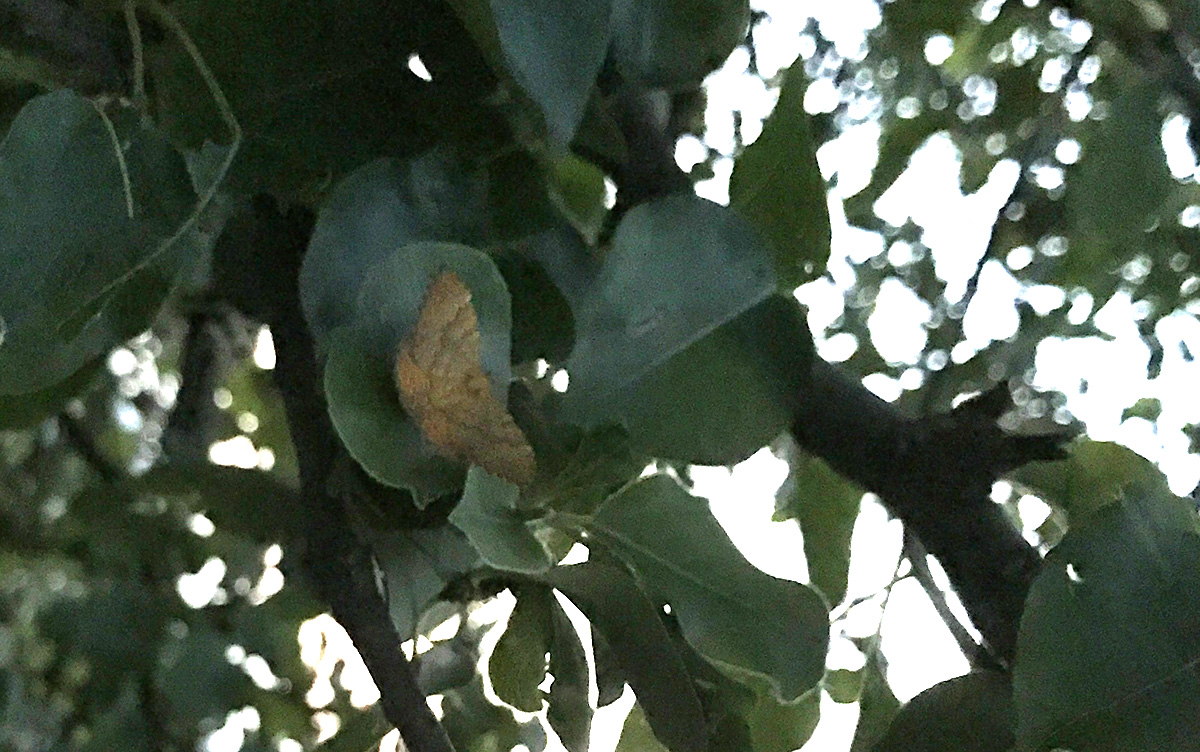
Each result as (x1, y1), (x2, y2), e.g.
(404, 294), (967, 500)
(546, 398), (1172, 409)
(175, 1), (1200, 750)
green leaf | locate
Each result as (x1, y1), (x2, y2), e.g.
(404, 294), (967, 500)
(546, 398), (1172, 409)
(547, 599), (592, 752)
(489, 585), (552, 712)
(442, 675), (549, 752)
(745, 691), (821, 752)
(611, 0), (750, 88)
(450, 467), (552, 573)
(300, 155), (491, 349)
(850, 646), (900, 752)
(150, 0), (491, 197)
(616, 295), (812, 465)
(1064, 78), (1173, 287)
(0, 91), (199, 395)
(373, 526), (480, 641)
(490, 0), (610, 146)
(1008, 440), (1165, 522)
(730, 56), (830, 287)
(591, 475), (828, 701)
(538, 556), (708, 752)
(565, 194), (776, 420)
(496, 252), (576, 365)
(873, 672), (1014, 752)
(615, 703), (671, 752)
(824, 668), (862, 704)
(1013, 486), (1200, 751)
(324, 327), (464, 500)
(774, 443), (864, 606)
(548, 154), (609, 245)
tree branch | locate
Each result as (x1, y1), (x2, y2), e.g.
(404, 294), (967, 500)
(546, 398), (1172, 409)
(216, 197), (455, 752)
(792, 361), (1070, 663)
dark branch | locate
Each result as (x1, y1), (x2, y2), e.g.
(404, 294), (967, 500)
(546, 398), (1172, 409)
(793, 360), (1071, 663)
(216, 197), (455, 752)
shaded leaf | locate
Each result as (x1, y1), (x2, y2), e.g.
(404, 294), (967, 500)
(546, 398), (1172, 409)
(538, 556), (708, 752)
(730, 56), (830, 287)
(591, 475), (828, 701)
(615, 295), (812, 465)
(450, 467), (552, 573)
(774, 442), (864, 606)
(1008, 439), (1165, 522)
(873, 672), (1013, 752)
(851, 646), (900, 752)
(490, 0), (610, 146)
(372, 526), (480, 641)
(489, 586), (552, 712)
(1014, 486), (1200, 751)
(0, 91), (199, 394)
(565, 194), (776, 420)
(547, 598), (592, 752)
(611, 0), (749, 88)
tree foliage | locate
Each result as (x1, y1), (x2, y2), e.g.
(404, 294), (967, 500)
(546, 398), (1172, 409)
(1, 1), (1199, 751)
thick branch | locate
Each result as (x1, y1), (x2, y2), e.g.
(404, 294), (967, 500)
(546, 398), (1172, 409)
(218, 198), (455, 752)
(792, 360), (1068, 662)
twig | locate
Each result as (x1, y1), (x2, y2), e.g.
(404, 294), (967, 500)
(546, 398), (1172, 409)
(902, 532), (998, 670)
(59, 412), (123, 483)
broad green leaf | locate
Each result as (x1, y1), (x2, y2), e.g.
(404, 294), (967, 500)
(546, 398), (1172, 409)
(547, 599), (592, 752)
(300, 155), (490, 348)
(529, 425), (645, 516)
(1013, 486), (1200, 751)
(0, 360), (101, 429)
(615, 703), (671, 752)
(489, 586), (552, 712)
(745, 690), (821, 752)
(616, 295), (812, 465)
(372, 526), (480, 641)
(1008, 439), (1165, 521)
(538, 557), (708, 752)
(825, 668), (862, 704)
(324, 327), (464, 500)
(591, 475), (828, 701)
(730, 56), (830, 287)
(873, 672), (1014, 752)
(774, 443), (864, 606)
(0, 91), (199, 394)
(150, 0), (491, 197)
(611, 0), (750, 88)
(450, 467), (552, 573)
(850, 646), (900, 752)
(1064, 79), (1173, 287)
(490, 0), (610, 146)
(565, 194), (776, 420)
